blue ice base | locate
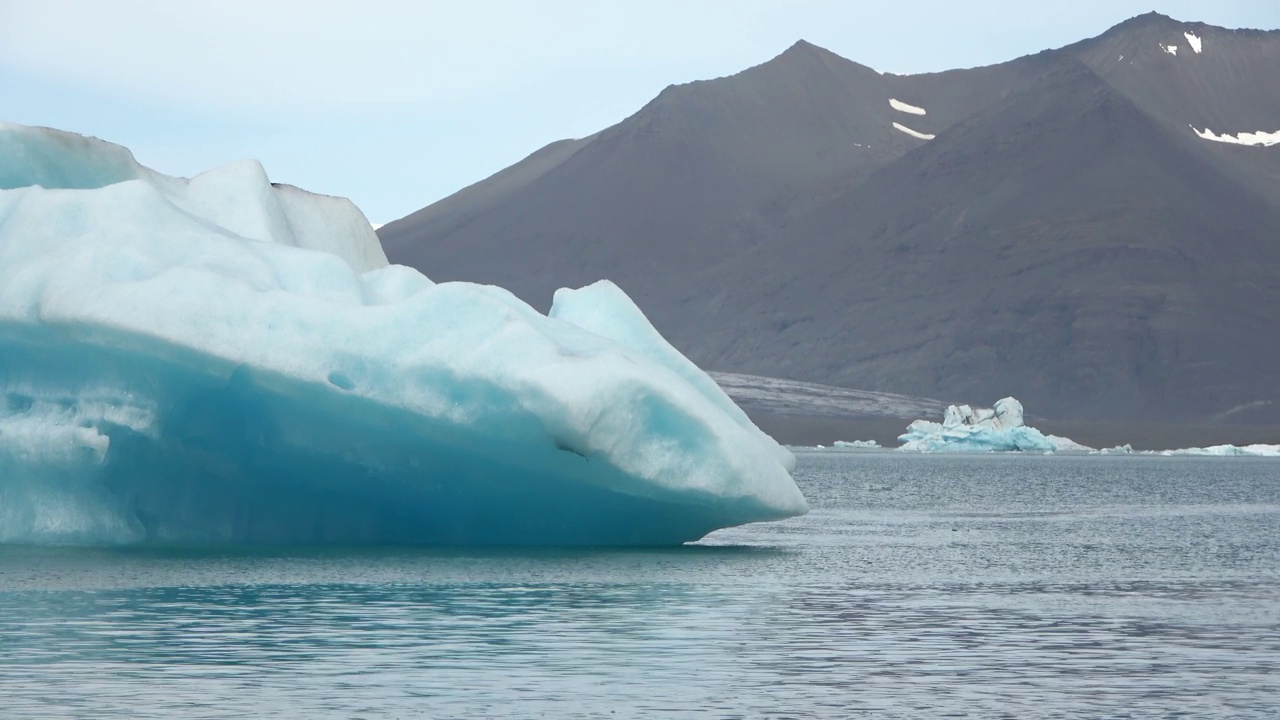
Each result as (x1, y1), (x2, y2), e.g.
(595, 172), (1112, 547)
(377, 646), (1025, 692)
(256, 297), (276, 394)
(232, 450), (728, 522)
(1, 329), (775, 547)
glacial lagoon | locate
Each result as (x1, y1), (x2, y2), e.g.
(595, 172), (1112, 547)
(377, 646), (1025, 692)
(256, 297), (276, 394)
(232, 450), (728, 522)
(2, 451), (1276, 718)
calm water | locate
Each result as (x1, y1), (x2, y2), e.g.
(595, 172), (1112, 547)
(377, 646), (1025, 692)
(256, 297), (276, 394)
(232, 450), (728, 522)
(1, 452), (1277, 718)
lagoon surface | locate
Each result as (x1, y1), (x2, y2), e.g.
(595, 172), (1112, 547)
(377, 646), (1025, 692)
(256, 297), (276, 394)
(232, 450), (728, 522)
(1, 452), (1277, 718)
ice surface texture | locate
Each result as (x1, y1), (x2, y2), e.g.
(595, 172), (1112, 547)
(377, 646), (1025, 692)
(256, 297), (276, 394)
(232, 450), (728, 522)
(898, 397), (1089, 453)
(1094, 443), (1279, 457)
(1158, 444), (1280, 457)
(0, 123), (805, 546)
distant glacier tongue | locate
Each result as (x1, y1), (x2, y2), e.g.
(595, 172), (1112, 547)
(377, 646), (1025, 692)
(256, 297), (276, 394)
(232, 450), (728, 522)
(0, 123), (805, 546)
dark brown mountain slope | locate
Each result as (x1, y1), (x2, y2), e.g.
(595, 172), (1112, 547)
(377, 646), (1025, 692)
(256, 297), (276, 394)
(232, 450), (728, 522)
(380, 14), (1280, 422)
(700, 56), (1280, 420)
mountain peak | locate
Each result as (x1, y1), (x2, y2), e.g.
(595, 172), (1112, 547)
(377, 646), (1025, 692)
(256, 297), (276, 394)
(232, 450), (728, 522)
(383, 14), (1280, 423)
(1105, 10), (1235, 37)
(762, 38), (886, 79)
(1115, 11), (1178, 28)
(774, 38), (843, 64)
(1099, 11), (1197, 39)
(785, 39), (822, 53)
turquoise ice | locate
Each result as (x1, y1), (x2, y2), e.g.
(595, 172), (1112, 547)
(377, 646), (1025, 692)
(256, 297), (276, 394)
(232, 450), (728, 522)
(0, 123), (806, 546)
(898, 397), (1089, 453)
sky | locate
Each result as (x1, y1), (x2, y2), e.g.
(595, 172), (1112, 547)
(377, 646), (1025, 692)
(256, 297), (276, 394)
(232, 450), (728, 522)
(2, 1), (1278, 224)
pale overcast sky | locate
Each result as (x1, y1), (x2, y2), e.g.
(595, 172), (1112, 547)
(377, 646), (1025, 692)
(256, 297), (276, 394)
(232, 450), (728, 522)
(2, 1), (1277, 223)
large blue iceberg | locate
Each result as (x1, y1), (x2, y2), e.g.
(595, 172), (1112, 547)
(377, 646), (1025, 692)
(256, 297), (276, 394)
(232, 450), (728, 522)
(0, 123), (806, 546)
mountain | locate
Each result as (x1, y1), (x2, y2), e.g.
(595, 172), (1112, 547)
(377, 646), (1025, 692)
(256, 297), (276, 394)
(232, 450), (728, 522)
(379, 13), (1280, 423)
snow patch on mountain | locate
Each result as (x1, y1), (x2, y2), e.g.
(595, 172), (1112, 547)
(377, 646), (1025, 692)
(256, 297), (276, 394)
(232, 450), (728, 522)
(892, 122), (935, 140)
(889, 98), (926, 116)
(1184, 32), (1202, 54)
(1191, 126), (1280, 147)
(1162, 44), (1178, 56)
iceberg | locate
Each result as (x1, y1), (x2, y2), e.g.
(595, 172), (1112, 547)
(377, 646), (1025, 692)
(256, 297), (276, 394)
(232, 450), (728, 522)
(0, 123), (806, 546)
(1158, 444), (1280, 458)
(833, 440), (881, 449)
(897, 397), (1089, 453)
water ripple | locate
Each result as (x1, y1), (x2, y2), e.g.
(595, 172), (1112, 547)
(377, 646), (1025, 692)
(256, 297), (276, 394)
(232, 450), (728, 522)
(1, 454), (1277, 718)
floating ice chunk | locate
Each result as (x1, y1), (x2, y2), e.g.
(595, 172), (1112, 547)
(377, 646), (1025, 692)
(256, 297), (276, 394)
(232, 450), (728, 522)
(1184, 32), (1202, 54)
(1191, 125), (1280, 147)
(892, 122), (935, 140)
(1162, 44), (1178, 56)
(889, 98), (926, 116)
(1045, 435), (1095, 453)
(834, 440), (880, 449)
(1090, 443), (1278, 457)
(1162, 444), (1280, 457)
(898, 397), (1090, 453)
(0, 123), (806, 546)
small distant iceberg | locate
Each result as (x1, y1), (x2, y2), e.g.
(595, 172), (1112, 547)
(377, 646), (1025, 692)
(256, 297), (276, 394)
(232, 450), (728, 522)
(1089, 443), (1279, 457)
(833, 440), (881, 449)
(1158, 444), (1280, 458)
(898, 397), (1090, 453)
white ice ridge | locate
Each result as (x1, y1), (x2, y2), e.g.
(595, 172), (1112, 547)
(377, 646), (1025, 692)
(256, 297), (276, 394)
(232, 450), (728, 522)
(1162, 44), (1178, 56)
(892, 122), (935, 140)
(1092, 443), (1280, 457)
(898, 397), (1090, 453)
(1184, 32), (1202, 54)
(0, 122), (805, 546)
(889, 98), (926, 116)
(1160, 444), (1280, 457)
(833, 440), (880, 449)
(0, 124), (388, 274)
(1191, 125), (1280, 147)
